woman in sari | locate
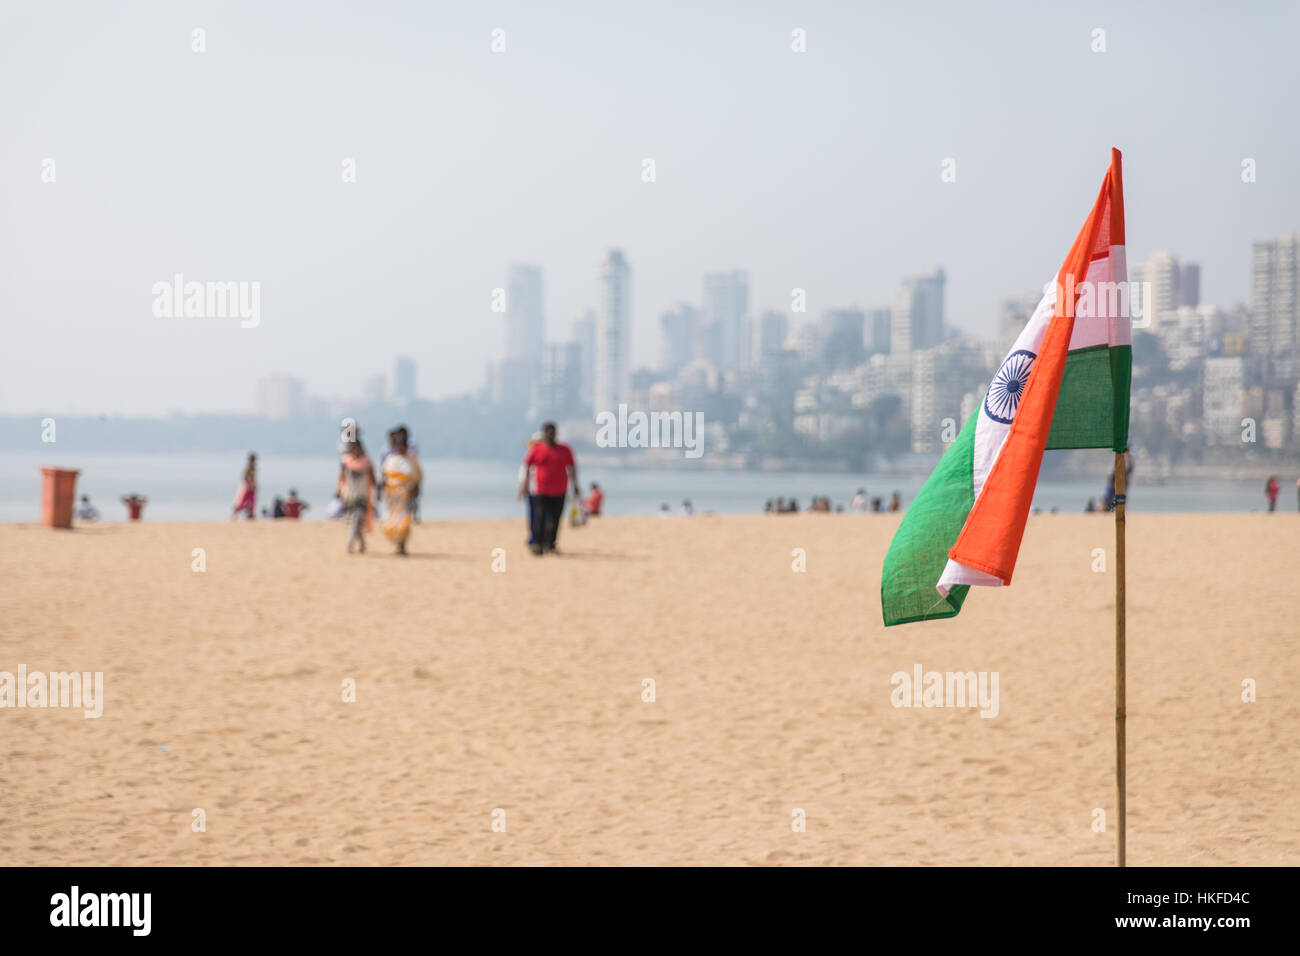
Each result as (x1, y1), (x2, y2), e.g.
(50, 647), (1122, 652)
(338, 439), (376, 554)
(380, 427), (421, 555)
(231, 452), (257, 520)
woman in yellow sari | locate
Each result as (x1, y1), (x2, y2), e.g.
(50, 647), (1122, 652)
(380, 427), (422, 555)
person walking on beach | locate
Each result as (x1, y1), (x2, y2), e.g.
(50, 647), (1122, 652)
(232, 453), (257, 520)
(1265, 475), (1280, 513)
(381, 427), (422, 555)
(518, 421), (576, 555)
(517, 432), (542, 547)
(339, 438), (376, 553)
(75, 495), (99, 521)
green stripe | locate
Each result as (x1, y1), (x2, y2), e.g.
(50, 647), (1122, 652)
(1045, 344), (1132, 452)
(880, 411), (976, 626)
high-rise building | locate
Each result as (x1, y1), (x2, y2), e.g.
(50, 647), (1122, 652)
(658, 303), (698, 377)
(1203, 355), (1245, 445)
(571, 311), (596, 410)
(1250, 233), (1300, 377)
(534, 342), (582, 420)
(505, 265), (545, 363)
(256, 375), (305, 420)
(595, 250), (630, 412)
(891, 267), (945, 355)
(909, 339), (985, 453)
(1160, 305), (1222, 371)
(702, 270), (749, 371)
(1131, 251), (1200, 332)
(820, 308), (865, 370)
(865, 307), (891, 355)
(753, 310), (789, 365)
(393, 356), (417, 403)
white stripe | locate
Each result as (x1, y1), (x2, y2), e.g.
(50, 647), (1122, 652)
(937, 560), (1002, 596)
(1069, 245), (1130, 349)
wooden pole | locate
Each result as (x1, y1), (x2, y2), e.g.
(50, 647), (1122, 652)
(1114, 450), (1127, 867)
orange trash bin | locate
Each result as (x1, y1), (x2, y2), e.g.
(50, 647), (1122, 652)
(41, 467), (80, 529)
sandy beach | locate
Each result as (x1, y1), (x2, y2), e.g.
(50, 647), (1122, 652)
(1, 513), (1296, 866)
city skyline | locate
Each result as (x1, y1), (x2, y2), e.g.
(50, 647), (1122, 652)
(223, 221), (1300, 470)
(26, 227), (1300, 418)
(5, 2), (1300, 417)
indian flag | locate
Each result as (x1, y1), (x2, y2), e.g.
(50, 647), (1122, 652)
(881, 148), (1130, 626)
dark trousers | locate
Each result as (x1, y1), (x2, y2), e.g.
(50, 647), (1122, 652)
(532, 495), (565, 550)
(526, 494), (537, 544)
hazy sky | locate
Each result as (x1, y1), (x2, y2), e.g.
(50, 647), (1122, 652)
(3, 0), (1298, 416)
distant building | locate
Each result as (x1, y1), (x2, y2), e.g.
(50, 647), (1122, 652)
(1131, 251), (1200, 332)
(595, 250), (630, 413)
(533, 342), (582, 420)
(1159, 305), (1226, 371)
(702, 270), (749, 372)
(1202, 355), (1245, 445)
(891, 267), (945, 355)
(754, 310), (790, 365)
(1250, 233), (1300, 378)
(393, 356), (417, 403)
(658, 303), (699, 377)
(1293, 382), (1300, 444)
(910, 339), (986, 453)
(866, 307), (891, 355)
(505, 265), (545, 364)
(820, 308), (865, 370)
(571, 311), (596, 410)
(256, 375), (305, 420)
(792, 322), (824, 363)
(493, 265), (540, 411)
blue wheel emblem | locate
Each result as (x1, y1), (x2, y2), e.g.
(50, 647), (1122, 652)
(984, 349), (1036, 424)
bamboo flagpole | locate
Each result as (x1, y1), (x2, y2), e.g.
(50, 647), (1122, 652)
(1114, 450), (1128, 867)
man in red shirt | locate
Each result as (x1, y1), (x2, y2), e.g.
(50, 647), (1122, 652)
(518, 421), (577, 555)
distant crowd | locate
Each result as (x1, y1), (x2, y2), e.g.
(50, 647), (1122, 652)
(64, 438), (1300, 531)
(765, 489), (903, 514)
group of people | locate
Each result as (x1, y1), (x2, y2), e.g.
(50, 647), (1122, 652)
(335, 425), (422, 555)
(763, 490), (901, 514)
(73, 494), (146, 521)
(230, 454), (311, 520)
(223, 422), (591, 558)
